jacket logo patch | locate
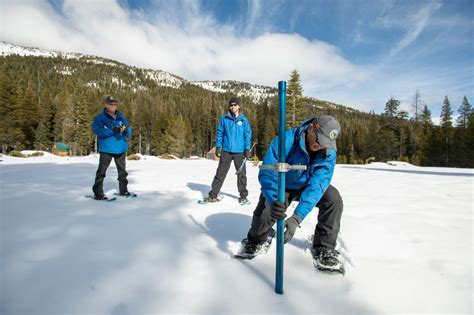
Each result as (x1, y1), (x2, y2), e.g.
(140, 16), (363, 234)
(237, 121), (243, 126)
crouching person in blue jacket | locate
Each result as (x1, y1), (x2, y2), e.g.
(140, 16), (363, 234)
(91, 96), (132, 200)
(236, 116), (344, 273)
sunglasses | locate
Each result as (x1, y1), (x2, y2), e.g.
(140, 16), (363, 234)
(229, 103), (239, 107)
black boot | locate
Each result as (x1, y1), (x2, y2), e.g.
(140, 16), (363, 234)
(311, 246), (345, 274)
(238, 197), (249, 204)
(119, 191), (136, 198)
(234, 228), (275, 259)
(94, 195), (109, 201)
(203, 196), (220, 203)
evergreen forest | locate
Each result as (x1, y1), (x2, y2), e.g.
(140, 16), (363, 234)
(1, 54), (472, 168)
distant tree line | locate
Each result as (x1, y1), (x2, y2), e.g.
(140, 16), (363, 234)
(0, 55), (472, 167)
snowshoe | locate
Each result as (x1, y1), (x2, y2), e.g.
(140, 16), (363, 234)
(234, 228), (276, 259)
(114, 192), (137, 198)
(197, 196), (223, 204)
(311, 246), (345, 275)
(238, 197), (251, 205)
(85, 195), (116, 202)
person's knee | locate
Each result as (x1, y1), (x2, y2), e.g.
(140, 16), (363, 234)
(253, 195), (268, 216)
(95, 169), (107, 177)
(325, 186), (343, 209)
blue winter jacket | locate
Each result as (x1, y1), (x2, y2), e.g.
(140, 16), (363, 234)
(215, 112), (252, 153)
(92, 108), (132, 154)
(259, 118), (337, 220)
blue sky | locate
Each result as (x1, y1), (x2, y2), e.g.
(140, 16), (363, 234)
(1, 0), (473, 119)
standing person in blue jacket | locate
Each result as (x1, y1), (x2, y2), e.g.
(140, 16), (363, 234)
(91, 96), (133, 200)
(204, 96), (252, 204)
(236, 115), (344, 272)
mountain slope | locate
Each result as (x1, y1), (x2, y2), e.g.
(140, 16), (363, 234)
(2, 41), (354, 105)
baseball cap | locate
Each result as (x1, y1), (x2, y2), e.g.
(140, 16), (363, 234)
(315, 115), (341, 150)
(105, 96), (117, 103)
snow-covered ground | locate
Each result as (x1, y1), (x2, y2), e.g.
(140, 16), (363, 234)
(1, 153), (473, 314)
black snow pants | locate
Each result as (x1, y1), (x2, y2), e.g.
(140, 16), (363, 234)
(247, 185), (343, 249)
(92, 152), (128, 197)
(209, 151), (248, 198)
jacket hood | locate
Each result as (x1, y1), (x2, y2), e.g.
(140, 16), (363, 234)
(294, 118), (315, 144)
(298, 118), (316, 131)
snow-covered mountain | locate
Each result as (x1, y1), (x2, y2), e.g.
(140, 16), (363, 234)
(0, 42), (186, 90)
(1, 42), (276, 101)
(0, 42), (78, 59)
(190, 80), (276, 101)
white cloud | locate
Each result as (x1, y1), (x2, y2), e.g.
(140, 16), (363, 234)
(376, 2), (443, 57)
(0, 0), (366, 92)
(397, 5), (441, 55)
(0, 0), (470, 117)
(244, 0), (263, 35)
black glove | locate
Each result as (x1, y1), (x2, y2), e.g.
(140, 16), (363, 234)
(270, 201), (287, 220)
(112, 127), (121, 134)
(121, 125), (127, 136)
(284, 214), (302, 243)
(244, 149), (251, 159)
(215, 147), (222, 158)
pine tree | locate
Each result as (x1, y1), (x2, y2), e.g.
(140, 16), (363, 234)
(384, 97), (400, 117)
(455, 96), (472, 167)
(411, 90), (422, 122)
(409, 90), (425, 163)
(465, 111), (474, 167)
(256, 99), (270, 159)
(420, 105), (432, 127)
(260, 98), (278, 158)
(286, 69), (305, 129)
(440, 95), (454, 166)
(418, 105), (433, 165)
(0, 71), (24, 152)
(457, 96), (472, 129)
(262, 117), (277, 156)
(54, 78), (75, 144)
(365, 112), (381, 161)
(397, 110), (409, 160)
(152, 111), (171, 155)
(163, 114), (191, 157)
(70, 86), (92, 155)
(14, 83), (38, 149)
(34, 90), (54, 150)
(380, 97), (402, 160)
(441, 96), (454, 127)
(352, 124), (366, 161)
